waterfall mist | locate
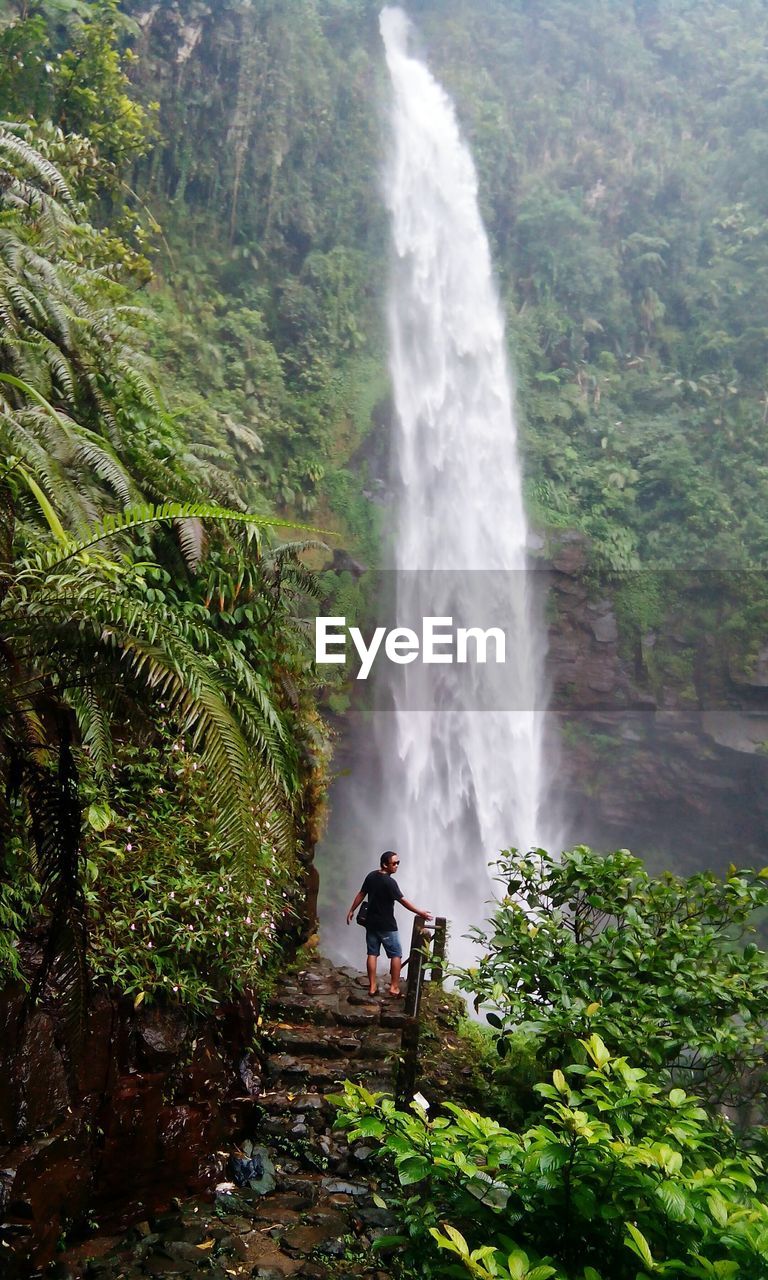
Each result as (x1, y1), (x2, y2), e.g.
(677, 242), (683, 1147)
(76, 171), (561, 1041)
(318, 7), (562, 966)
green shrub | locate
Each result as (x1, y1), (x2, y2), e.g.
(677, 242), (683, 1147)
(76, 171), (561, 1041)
(457, 847), (768, 1113)
(84, 735), (299, 1010)
(334, 1038), (768, 1279)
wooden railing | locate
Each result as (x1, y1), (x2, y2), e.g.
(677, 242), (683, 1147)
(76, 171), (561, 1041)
(396, 913), (447, 1102)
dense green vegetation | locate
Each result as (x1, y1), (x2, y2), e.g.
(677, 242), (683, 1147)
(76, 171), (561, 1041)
(2, 2), (768, 1273)
(95, 0), (768, 577)
(7, 0), (768, 573)
(0, 1), (329, 1012)
(335, 849), (768, 1279)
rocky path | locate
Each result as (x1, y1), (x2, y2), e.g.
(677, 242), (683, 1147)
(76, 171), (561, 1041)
(53, 955), (410, 1280)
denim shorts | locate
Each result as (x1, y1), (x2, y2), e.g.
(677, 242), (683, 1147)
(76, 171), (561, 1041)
(366, 929), (402, 959)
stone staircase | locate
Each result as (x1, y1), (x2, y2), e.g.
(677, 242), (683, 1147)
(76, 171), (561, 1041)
(239, 954), (407, 1276)
(53, 955), (410, 1280)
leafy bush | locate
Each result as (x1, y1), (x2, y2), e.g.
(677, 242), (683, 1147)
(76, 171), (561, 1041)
(456, 847), (768, 1112)
(0, 835), (40, 986)
(84, 733), (299, 1010)
(334, 1037), (768, 1279)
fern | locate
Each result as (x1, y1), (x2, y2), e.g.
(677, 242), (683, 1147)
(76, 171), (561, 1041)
(0, 127), (76, 208)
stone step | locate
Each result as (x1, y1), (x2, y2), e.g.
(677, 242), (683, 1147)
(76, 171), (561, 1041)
(335, 1001), (381, 1027)
(267, 1023), (401, 1061)
(267, 994), (340, 1026)
(265, 1054), (393, 1089)
(267, 1024), (364, 1058)
(259, 1088), (330, 1115)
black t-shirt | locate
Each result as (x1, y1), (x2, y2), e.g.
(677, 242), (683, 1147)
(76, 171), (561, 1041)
(361, 870), (403, 933)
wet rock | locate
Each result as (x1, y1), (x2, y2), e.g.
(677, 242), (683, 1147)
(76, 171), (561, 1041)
(335, 1006), (379, 1028)
(143, 1254), (196, 1276)
(325, 1192), (354, 1208)
(298, 975), (338, 998)
(590, 612), (618, 644)
(3, 952), (400, 1275)
(550, 530), (588, 575)
(345, 993), (379, 1009)
(154, 1240), (196, 1263)
(15, 1010), (70, 1137)
(320, 1179), (367, 1199)
(136, 1007), (189, 1069)
(270, 996), (338, 1027)
(280, 1213), (346, 1256)
(379, 1009), (408, 1029)
(238, 1052), (261, 1097)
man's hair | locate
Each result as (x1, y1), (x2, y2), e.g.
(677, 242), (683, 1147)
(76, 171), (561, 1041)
(381, 850), (397, 868)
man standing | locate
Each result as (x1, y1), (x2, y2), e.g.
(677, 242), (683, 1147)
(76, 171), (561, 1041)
(346, 851), (433, 997)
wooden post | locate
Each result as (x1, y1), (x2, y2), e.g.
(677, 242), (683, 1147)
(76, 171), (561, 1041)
(397, 915), (446, 1103)
(404, 916), (425, 1017)
(430, 916), (447, 985)
(397, 917), (426, 1102)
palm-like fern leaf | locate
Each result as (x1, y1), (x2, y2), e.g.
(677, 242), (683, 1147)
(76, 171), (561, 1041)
(0, 127), (76, 209)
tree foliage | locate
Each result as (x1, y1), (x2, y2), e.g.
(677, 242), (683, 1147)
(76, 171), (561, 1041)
(0, 105), (326, 1012)
(457, 847), (768, 1112)
(334, 848), (768, 1279)
(335, 1039), (768, 1279)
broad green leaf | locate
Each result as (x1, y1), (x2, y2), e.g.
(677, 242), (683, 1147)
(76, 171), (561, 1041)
(507, 1250), (529, 1280)
(87, 800), (114, 832)
(397, 1154), (430, 1185)
(624, 1223), (655, 1269)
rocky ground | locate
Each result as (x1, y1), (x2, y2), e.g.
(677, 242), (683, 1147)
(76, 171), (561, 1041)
(45, 957), (409, 1280)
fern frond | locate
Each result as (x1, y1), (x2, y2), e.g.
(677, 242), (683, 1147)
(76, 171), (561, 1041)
(173, 516), (205, 569)
(0, 128), (76, 209)
(36, 501), (325, 572)
(69, 686), (113, 785)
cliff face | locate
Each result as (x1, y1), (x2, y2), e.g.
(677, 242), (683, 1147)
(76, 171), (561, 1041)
(547, 532), (768, 873)
(0, 986), (263, 1272)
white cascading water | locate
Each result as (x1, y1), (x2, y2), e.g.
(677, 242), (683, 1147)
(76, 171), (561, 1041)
(370, 7), (558, 957)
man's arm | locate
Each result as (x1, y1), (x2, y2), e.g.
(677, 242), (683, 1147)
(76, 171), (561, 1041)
(399, 896), (433, 921)
(346, 889), (365, 926)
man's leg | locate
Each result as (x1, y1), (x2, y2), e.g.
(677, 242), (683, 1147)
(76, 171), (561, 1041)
(367, 953), (378, 995)
(388, 955), (402, 995)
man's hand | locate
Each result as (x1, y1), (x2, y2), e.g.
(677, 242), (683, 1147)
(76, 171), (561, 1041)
(346, 908), (354, 926)
(420, 910), (434, 921)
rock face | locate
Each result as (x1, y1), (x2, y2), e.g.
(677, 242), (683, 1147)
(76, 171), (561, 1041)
(0, 987), (263, 1273)
(37, 955), (408, 1280)
(545, 531), (768, 870)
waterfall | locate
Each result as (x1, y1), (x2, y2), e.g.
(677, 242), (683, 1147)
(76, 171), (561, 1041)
(377, 6), (560, 951)
(318, 8), (560, 965)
